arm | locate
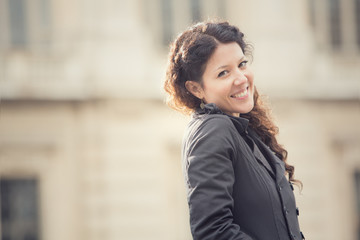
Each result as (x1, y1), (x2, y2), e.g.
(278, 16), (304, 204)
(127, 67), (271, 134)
(183, 117), (253, 240)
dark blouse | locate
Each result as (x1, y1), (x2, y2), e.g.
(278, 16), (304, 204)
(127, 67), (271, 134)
(182, 104), (304, 240)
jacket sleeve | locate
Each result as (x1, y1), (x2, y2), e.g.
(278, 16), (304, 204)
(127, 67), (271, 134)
(183, 117), (254, 240)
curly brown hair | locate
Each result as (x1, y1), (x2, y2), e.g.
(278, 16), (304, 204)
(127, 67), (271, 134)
(164, 20), (301, 187)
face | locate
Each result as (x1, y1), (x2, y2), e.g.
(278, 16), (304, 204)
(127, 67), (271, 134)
(190, 42), (254, 117)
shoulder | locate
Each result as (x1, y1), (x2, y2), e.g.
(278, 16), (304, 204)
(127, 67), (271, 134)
(183, 114), (239, 155)
(188, 114), (236, 138)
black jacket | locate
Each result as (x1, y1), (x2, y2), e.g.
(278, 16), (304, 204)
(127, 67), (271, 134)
(182, 104), (304, 240)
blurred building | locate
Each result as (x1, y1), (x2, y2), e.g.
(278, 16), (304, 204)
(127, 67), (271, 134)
(0, 0), (359, 240)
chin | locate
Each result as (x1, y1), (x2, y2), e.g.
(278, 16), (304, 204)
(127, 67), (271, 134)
(238, 102), (254, 114)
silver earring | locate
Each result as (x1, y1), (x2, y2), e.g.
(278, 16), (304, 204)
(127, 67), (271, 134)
(200, 99), (205, 109)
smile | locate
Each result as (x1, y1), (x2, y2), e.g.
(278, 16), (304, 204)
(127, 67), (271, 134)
(231, 87), (249, 99)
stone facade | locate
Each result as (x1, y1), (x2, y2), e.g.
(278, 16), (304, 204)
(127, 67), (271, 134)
(0, 0), (359, 239)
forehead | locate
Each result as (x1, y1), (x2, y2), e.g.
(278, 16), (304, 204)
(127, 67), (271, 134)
(206, 42), (244, 67)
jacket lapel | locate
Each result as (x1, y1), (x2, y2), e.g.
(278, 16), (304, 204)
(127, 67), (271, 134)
(228, 116), (285, 182)
(273, 154), (287, 184)
(255, 139), (286, 184)
(252, 143), (276, 179)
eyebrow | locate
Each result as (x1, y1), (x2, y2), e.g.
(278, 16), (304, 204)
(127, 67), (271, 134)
(214, 56), (246, 72)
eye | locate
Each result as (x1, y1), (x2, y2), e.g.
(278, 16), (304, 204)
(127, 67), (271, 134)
(217, 70), (229, 78)
(238, 60), (248, 68)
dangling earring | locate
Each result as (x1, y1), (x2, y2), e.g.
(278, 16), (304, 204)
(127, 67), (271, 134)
(200, 99), (205, 109)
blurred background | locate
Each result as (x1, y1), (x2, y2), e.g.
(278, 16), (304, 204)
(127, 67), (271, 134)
(0, 0), (359, 239)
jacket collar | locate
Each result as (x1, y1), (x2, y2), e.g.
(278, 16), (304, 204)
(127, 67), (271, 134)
(195, 103), (249, 134)
(195, 103), (287, 184)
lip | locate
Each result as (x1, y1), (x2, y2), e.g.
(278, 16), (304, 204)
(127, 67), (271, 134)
(230, 86), (249, 100)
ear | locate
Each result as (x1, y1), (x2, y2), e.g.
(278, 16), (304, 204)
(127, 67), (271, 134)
(185, 81), (204, 99)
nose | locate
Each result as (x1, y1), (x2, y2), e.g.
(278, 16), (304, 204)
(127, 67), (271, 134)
(234, 69), (247, 85)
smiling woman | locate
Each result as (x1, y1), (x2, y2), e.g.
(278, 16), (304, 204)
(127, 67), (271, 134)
(185, 42), (254, 117)
(164, 20), (305, 240)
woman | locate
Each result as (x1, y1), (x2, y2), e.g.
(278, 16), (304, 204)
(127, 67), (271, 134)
(164, 21), (304, 240)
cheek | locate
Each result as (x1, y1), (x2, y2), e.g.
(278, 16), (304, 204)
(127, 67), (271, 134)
(247, 71), (254, 83)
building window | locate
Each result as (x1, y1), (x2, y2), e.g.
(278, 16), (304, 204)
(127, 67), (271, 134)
(38, 0), (52, 46)
(308, 0), (360, 52)
(216, 0), (227, 20)
(355, 0), (360, 48)
(308, 0), (316, 28)
(190, 0), (201, 23)
(161, 0), (173, 46)
(0, 178), (40, 240)
(8, 0), (28, 47)
(1, 0), (51, 50)
(328, 0), (342, 49)
(354, 171), (360, 240)
(190, 0), (226, 26)
(157, 0), (226, 47)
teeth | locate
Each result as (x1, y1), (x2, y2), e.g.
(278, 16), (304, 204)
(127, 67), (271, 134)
(233, 88), (248, 98)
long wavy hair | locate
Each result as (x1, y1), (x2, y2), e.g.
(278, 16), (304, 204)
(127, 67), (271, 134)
(164, 20), (301, 187)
